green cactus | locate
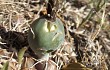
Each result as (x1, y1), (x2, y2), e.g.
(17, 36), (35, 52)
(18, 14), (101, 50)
(28, 17), (65, 59)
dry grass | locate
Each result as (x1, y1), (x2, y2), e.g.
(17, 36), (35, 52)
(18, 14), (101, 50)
(0, 0), (110, 70)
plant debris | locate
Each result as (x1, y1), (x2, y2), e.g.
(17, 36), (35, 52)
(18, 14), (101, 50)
(0, 0), (110, 70)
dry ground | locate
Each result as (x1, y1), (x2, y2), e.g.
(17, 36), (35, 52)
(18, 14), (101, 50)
(0, 0), (110, 70)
